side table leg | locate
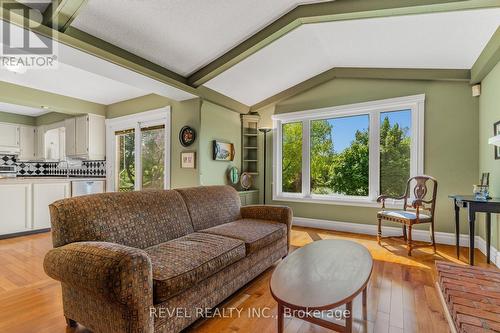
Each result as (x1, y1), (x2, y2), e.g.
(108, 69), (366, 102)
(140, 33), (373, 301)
(278, 303), (284, 333)
(454, 200), (460, 258)
(468, 207), (476, 266)
(346, 301), (353, 333)
(486, 212), (491, 264)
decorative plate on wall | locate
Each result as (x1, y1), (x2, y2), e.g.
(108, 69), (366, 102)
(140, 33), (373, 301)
(179, 126), (196, 147)
(228, 166), (239, 185)
(240, 172), (253, 190)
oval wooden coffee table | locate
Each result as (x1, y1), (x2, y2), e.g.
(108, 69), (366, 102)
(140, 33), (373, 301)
(270, 240), (373, 332)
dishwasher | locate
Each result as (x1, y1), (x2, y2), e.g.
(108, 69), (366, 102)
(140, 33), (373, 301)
(71, 180), (106, 197)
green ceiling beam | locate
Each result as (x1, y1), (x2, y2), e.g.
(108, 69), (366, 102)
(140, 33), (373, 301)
(471, 27), (500, 84)
(1, 5), (250, 113)
(196, 86), (250, 114)
(43, 0), (88, 32)
(188, 0), (500, 87)
(64, 27), (189, 84)
(250, 68), (471, 111)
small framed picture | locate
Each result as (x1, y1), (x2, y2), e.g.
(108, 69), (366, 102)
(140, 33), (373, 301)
(213, 140), (235, 161)
(494, 121), (500, 160)
(181, 152), (196, 169)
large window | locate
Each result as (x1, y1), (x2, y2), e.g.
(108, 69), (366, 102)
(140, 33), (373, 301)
(273, 95), (424, 206)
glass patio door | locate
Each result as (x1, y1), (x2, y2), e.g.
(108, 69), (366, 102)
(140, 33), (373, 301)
(140, 125), (165, 190)
(113, 123), (167, 192)
(115, 128), (135, 192)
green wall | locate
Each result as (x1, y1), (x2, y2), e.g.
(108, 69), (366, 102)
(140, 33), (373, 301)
(35, 112), (73, 126)
(0, 81), (106, 116)
(479, 61), (500, 249)
(257, 78), (479, 235)
(0, 111), (35, 126)
(199, 101), (241, 186)
(107, 94), (202, 189)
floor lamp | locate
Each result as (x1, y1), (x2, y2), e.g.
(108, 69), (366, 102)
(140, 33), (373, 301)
(258, 127), (271, 204)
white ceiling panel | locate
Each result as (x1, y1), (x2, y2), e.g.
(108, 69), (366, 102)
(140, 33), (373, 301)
(16, 0), (51, 13)
(0, 102), (49, 117)
(205, 9), (500, 105)
(71, 0), (328, 76)
(0, 62), (149, 105)
(0, 19), (196, 104)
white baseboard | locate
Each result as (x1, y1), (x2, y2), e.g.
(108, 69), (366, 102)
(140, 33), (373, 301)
(293, 216), (500, 269)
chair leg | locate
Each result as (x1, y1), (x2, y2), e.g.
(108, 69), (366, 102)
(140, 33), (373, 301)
(402, 224), (407, 241)
(65, 317), (77, 328)
(407, 224), (413, 256)
(377, 218), (382, 245)
(430, 222), (437, 253)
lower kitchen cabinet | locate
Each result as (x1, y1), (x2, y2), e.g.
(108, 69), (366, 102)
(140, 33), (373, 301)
(0, 184), (32, 235)
(0, 181), (71, 236)
(33, 182), (70, 229)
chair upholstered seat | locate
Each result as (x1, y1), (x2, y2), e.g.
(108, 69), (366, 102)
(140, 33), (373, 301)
(199, 218), (287, 254)
(377, 210), (431, 222)
(145, 232), (246, 303)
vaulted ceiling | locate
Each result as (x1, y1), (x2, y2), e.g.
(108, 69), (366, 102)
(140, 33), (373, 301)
(2, 0), (500, 111)
(71, 0), (329, 76)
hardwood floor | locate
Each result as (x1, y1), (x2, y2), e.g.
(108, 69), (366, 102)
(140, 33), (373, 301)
(0, 227), (497, 333)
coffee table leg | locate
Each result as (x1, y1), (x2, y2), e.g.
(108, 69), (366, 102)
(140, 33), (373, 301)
(278, 303), (284, 333)
(362, 286), (368, 320)
(346, 301), (353, 333)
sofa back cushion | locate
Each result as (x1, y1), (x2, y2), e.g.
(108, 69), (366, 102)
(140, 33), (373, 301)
(50, 190), (194, 248)
(175, 185), (241, 231)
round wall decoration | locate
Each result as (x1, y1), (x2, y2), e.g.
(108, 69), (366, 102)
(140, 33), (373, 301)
(240, 172), (253, 190)
(179, 126), (196, 147)
(228, 166), (240, 185)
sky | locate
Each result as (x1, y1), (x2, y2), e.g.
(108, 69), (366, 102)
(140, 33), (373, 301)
(329, 109), (411, 152)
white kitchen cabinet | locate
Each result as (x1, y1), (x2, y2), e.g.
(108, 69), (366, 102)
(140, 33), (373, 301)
(18, 126), (36, 161)
(35, 126), (45, 160)
(0, 184), (31, 234)
(66, 114), (105, 160)
(65, 117), (76, 156)
(32, 182), (70, 230)
(0, 123), (20, 154)
(75, 115), (88, 155)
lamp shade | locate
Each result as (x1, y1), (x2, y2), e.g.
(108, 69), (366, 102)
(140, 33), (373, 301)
(488, 135), (500, 146)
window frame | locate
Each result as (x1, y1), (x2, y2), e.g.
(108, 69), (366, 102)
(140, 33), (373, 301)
(106, 107), (171, 192)
(272, 94), (425, 207)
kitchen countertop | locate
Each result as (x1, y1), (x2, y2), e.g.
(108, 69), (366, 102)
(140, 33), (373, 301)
(0, 177), (106, 184)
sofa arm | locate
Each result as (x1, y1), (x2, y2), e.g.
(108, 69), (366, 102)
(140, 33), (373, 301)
(241, 205), (293, 249)
(43, 241), (153, 331)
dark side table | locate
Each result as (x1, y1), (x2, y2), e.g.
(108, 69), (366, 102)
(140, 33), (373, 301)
(449, 195), (500, 266)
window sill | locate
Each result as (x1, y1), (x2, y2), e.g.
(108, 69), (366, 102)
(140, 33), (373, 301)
(272, 195), (402, 209)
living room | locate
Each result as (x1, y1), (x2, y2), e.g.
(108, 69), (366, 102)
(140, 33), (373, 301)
(0, 1), (499, 333)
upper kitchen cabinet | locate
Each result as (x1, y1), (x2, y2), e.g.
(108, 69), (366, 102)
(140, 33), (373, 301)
(0, 122), (20, 154)
(65, 114), (105, 160)
(18, 126), (36, 161)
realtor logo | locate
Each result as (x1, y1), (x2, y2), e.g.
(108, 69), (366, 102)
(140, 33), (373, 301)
(1, 1), (58, 71)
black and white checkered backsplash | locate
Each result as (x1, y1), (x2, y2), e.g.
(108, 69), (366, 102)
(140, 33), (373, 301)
(0, 155), (106, 177)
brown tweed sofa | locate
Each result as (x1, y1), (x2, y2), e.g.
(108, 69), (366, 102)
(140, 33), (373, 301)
(43, 185), (292, 333)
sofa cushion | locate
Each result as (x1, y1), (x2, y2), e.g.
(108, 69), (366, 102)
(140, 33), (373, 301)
(175, 186), (241, 230)
(145, 232), (245, 303)
(49, 190), (194, 249)
(200, 219), (287, 254)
